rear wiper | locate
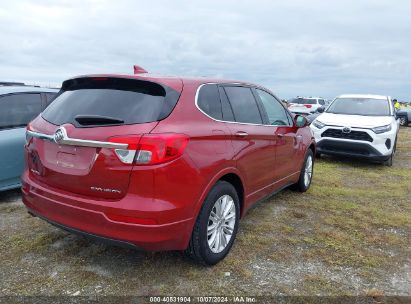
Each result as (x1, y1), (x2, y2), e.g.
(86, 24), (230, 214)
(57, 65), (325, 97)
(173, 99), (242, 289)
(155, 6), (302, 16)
(74, 115), (124, 125)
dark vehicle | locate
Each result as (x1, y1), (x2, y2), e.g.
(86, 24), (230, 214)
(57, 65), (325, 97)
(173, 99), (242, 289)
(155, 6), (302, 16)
(397, 107), (411, 126)
(0, 85), (58, 191)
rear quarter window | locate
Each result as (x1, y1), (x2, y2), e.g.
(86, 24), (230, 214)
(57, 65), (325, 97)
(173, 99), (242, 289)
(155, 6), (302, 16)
(42, 77), (180, 127)
(197, 84), (222, 120)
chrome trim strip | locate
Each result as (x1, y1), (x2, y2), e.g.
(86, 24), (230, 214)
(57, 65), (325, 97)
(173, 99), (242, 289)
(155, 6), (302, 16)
(27, 128), (128, 149)
(194, 83), (293, 128)
(26, 130), (55, 142)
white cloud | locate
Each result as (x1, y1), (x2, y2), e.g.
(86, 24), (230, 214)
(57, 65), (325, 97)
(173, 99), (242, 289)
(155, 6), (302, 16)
(0, 0), (410, 99)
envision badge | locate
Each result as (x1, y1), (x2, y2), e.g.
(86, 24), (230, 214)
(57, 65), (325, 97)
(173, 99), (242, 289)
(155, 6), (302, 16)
(54, 127), (66, 143)
(90, 186), (122, 194)
(342, 127), (351, 134)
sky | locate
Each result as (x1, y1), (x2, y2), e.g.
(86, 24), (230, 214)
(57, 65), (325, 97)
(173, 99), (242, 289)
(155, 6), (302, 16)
(0, 0), (410, 100)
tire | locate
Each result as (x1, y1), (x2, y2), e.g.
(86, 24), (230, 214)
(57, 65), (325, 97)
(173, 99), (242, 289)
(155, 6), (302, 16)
(383, 137), (397, 167)
(399, 117), (408, 126)
(291, 149), (314, 192)
(184, 181), (240, 266)
(383, 154), (393, 167)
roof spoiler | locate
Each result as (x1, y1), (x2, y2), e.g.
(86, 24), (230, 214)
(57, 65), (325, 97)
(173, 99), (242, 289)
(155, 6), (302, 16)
(133, 65), (148, 74)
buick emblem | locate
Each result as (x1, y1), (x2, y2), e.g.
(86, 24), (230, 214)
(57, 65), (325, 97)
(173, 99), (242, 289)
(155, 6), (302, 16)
(54, 127), (65, 143)
(342, 127), (351, 134)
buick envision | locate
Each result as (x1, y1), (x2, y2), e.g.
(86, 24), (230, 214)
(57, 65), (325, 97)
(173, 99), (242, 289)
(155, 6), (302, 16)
(22, 73), (315, 265)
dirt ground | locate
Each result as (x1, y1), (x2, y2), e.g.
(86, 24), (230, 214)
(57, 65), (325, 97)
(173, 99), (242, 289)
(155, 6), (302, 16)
(0, 128), (410, 297)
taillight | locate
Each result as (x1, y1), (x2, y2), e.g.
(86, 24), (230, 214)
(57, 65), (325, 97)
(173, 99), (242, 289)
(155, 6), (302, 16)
(109, 135), (142, 164)
(136, 134), (189, 165)
(26, 123), (33, 145)
(109, 134), (189, 165)
(304, 104), (312, 108)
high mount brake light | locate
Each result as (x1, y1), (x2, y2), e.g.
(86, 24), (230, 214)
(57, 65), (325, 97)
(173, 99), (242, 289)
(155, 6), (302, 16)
(109, 134), (189, 165)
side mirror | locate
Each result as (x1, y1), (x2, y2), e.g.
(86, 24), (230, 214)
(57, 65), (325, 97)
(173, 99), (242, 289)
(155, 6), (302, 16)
(317, 106), (325, 113)
(295, 115), (308, 128)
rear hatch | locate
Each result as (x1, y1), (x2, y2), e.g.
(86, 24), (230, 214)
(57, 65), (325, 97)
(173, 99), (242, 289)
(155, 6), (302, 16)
(288, 98), (317, 114)
(26, 76), (181, 199)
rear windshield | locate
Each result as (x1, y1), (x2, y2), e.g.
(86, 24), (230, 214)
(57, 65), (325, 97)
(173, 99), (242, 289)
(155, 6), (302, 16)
(327, 98), (390, 116)
(290, 98), (316, 104)
(42, 77), (180, 127)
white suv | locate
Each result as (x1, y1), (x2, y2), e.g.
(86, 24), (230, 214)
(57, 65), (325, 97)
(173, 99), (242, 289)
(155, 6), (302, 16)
(288, 97), (326, 115)
(310, 94), (399, 166)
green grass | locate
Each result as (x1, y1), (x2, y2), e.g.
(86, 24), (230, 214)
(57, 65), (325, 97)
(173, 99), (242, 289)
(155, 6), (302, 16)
(0, 128), (410, 296)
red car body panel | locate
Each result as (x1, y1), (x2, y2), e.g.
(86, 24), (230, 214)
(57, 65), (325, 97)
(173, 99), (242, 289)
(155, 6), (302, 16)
(22, 74), (315, 251)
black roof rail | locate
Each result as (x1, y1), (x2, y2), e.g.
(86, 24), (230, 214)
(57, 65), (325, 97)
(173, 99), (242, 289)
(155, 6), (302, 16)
(0, 81), (26, 86)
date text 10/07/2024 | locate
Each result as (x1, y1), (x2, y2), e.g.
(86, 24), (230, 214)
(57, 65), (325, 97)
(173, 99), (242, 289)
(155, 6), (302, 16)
(149, 296), (257, 303)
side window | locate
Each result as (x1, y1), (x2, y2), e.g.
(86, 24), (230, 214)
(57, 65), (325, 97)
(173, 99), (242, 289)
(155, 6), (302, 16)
(0, 93), (42, 130)
(255, 89), (291, 126)
(197, 84), (222, 120)
(319, 99), (325, 105)
(44, 93), (57, 107)
(218, 86), (235, 122)
(223, 86), (262, 124)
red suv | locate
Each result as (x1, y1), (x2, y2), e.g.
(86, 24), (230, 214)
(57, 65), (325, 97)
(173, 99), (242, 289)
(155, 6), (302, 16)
(22, 73), (315, 265)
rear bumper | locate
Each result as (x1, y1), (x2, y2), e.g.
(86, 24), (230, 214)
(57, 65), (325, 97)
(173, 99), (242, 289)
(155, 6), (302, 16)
(21, 171), (194, 251)
(28, 210), (141, 250)
(316, 139), (390, 161)
(289, 109), (311, 115)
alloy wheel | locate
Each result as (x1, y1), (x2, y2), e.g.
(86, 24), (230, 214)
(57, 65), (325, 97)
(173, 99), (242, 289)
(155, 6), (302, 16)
(304, 155), (313, 187)
(207, 195), (236, 253)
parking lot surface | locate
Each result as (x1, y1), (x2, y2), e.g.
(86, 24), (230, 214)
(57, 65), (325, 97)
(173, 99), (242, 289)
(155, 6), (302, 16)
(0, 128), (410, 296)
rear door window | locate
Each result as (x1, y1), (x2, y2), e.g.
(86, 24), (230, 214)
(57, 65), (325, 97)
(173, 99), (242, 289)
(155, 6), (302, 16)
(223, 86), (262, 124)
(0, 93), (42, 130)
(42, 77), (180, 127)
(197, 84), (222, 120)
